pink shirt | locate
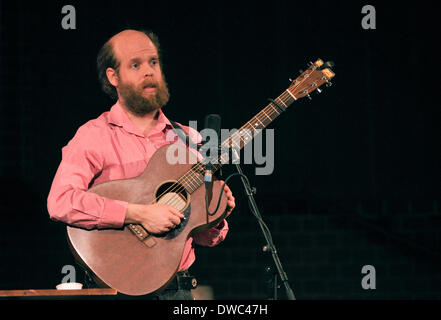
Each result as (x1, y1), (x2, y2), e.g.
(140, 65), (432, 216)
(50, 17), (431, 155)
(47, 101), (228, 271)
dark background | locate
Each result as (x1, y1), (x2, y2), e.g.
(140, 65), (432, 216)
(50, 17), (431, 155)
(1, 0), (440, 299)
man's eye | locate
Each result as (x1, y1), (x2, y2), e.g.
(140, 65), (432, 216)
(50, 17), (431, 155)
(151, 60), (158, 66)
(131, 63), (139, 69)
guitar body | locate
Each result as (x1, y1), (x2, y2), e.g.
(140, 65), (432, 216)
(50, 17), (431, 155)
(66, 144), (228, 296)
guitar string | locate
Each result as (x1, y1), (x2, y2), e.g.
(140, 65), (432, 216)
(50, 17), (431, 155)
(161, 70), (315, 202)
(164, 67), (319, 201)
(156, 70), (315, 210)
(152, 100), (283, 207)
(161, 97), (289, 210)
(154, 68), (319, 210)
(160, 70), (317, 210)
(160, 93), (292, 210)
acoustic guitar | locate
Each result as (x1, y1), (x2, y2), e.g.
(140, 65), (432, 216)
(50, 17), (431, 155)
(66, 59), (335, 295)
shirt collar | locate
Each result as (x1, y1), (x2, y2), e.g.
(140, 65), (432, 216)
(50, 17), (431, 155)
(108, 101), (174, 137)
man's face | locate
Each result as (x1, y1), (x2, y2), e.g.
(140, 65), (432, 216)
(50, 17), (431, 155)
(110, 31), (170, 116)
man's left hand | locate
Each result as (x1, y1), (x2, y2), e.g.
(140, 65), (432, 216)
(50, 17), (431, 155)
(221, 181), (235, 217)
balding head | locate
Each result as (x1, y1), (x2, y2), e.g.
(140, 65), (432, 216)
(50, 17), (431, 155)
(97, 29), (161, 100)
(110, 30), (157, 65)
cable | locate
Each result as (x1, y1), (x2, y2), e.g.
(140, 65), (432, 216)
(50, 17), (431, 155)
(204, 171), (276, 249)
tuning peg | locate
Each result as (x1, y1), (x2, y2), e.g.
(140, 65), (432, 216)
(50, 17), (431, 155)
(307, 94), (312, 100)
(299, 69), (304, 74)
(317, 88), (322, 94)
(326, 81), (333, 87)
(289, 78), (293, 82)
(318, 61), (335, 70)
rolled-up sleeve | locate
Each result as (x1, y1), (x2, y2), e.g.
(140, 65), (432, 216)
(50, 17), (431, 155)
(47, 125), (127, 230)
(193, 219), (229, 247)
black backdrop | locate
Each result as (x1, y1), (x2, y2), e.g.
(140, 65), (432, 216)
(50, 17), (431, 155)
(1, 0), (440, 298)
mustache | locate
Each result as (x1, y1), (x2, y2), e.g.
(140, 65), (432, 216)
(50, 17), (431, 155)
(140, 79), (159, 89)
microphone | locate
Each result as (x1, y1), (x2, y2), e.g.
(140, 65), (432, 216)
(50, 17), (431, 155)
(203, 114), (221, 188)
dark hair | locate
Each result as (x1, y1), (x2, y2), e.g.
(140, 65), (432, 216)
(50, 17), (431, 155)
(96, 29), (161, 100)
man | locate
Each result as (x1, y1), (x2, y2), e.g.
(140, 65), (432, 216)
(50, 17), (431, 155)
(47, 29), (235, 300)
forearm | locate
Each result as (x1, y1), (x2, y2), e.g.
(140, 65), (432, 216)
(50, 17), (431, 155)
(124, 203), (149, 224)
(47, 185), (127, 229)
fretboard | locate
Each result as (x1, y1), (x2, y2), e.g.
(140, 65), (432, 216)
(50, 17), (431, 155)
(178, 88), (298, 194)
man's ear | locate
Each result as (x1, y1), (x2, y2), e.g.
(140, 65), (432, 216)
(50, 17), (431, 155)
(106, 67), (119, 88)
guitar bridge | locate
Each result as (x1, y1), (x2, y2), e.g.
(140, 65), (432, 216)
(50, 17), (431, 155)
(128, 224), (157, 247)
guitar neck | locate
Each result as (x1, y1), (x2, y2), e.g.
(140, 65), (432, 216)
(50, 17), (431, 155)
(179, 89), (297, 194)
(222, 89), (297, 151)
(177, 58), (335, 194)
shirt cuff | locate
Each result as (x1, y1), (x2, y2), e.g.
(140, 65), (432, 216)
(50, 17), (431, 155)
(99, 199), (128, 229)
(193, 219), (229, 247)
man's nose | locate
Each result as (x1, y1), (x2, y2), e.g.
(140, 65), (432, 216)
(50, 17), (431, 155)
(143, 63), (154, 77)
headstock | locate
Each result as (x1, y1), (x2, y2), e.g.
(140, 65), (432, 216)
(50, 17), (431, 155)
(288, 59), (335, 100)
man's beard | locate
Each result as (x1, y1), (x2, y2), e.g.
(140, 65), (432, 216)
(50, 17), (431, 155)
(118, 76), (170, 116)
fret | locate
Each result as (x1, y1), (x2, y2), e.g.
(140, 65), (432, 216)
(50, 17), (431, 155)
(183, 177), (197, 193)
(266, 106), (279, 120)
(286, 89), (297, 100)
(268, 104), (281, 116)
(230, 137), (241, 151)
(181, 166), (204, 193)
(276, 97), (288, 108)
(194, 175), (203, 187)
(180, 179), (192, 193)
(226, 129), (245, 150)
(261, 109), (271, 122)
(286, 88), (297, 100)
(254, 118), (263, 129)
(219, 152), (229, 164)
(284, 90), (299, 106)
(240, 128), (253, 146)
(177, 87), (298, 194)
(243, 128), (253, 144)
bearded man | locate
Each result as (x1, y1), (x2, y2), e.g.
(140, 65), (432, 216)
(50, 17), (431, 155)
(47, 29), (235, 300)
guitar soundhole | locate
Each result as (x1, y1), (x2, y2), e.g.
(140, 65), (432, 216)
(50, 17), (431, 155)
(155, 181), (189, 211)
(155, 181), (190, 239)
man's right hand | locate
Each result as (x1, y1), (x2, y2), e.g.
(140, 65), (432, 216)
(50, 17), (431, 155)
(125, 203), (185, 234)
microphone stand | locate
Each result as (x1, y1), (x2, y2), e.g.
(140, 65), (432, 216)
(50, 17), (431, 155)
(233, 160), (296, 300)
(202, 142), (295, 300)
